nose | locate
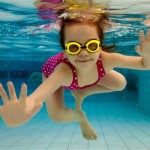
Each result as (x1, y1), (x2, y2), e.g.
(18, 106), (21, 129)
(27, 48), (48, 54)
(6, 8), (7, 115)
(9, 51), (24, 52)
(78, 48), (89, 57)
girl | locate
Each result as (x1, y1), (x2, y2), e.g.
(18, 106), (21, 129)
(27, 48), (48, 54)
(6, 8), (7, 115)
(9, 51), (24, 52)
(0, 12), (150, 141)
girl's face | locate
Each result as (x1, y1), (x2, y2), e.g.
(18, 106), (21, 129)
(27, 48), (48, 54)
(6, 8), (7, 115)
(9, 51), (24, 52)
(64, 23), (102, 70)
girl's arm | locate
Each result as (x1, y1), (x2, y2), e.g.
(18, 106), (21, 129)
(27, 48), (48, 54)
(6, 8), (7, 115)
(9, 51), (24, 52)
(104, 30), (150, 70)
(108, 53), (146, 70)
(28, 64), (70, 104)
(0, 63), (71, 127)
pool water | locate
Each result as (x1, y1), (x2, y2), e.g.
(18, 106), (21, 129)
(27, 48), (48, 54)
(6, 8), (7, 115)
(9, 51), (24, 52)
(0, 0), (150, 150)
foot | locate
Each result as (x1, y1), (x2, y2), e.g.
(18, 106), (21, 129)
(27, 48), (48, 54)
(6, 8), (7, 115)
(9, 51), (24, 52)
(72, 90), (97, 140)
(80, 118), (97, 140)
(75, 110), (97, 140)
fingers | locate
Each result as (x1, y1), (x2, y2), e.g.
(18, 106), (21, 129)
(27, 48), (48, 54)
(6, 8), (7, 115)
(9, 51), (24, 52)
(7, 82), (17, 101)
(146, 29), (150, 41)
(135, 45), (142, 55)
(139, 29), (150, 44)
(0, 83), (9, 104)
(0, 82), (27, 105)
(0, 106), (2, 116)
(139, 30), (145, 47)
(19, 83), (27, 101)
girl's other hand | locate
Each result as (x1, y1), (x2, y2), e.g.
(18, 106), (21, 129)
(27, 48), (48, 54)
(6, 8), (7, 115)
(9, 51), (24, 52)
(136, 29), (150, 57)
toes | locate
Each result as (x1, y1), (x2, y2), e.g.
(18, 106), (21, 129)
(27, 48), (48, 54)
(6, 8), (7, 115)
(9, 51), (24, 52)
(83, 133), (97, 140)
(83, 133), (88, 140)
(83, 133), (89, 140)
(90, 134), (97, 140)
(92, 134), (97, 140)
(87, 135), (91, 140)
(90, 135), (94, 140)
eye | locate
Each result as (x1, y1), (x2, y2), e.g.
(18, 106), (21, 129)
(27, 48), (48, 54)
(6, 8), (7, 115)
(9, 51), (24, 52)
(88, 42), (98, 51)
(69, 44), (80, 52)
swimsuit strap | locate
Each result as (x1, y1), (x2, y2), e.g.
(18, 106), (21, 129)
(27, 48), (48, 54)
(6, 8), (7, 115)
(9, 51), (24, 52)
(62, 58), (79, 90)
(96, 54), (105, 81)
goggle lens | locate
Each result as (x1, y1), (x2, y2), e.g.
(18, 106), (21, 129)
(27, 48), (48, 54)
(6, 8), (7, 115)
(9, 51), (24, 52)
(69, 44), (80, 53)
(87, 42), (99, 51)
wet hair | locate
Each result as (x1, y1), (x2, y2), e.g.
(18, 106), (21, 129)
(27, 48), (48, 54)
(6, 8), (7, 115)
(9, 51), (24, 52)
(59, 13), (115, 52)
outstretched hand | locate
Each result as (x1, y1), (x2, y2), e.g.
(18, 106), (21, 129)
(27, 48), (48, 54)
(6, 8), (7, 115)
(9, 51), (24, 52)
(136, 29), (150, 57)
(0, 82), (42, 127)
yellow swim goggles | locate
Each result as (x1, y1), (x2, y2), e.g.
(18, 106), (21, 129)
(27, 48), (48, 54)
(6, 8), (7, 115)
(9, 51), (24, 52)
(64, 39), (101, 55)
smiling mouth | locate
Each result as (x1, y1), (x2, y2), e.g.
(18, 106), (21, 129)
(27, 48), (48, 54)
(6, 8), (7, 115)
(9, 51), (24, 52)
(77, 59), (92, 63)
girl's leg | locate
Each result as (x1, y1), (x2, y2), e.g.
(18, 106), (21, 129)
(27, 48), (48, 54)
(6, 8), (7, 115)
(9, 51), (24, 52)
(98, 70), (127, 91)
(45, 87), (97, 140)
(45, 87), (85, 123)
(71, 70), (126, 140)
(73, 95), (97, 140)
(72, 70), (126, 100)
(45, 70), (126, 140)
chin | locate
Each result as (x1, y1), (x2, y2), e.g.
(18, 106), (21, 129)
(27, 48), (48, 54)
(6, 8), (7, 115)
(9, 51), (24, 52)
(77, 59), (96, 68)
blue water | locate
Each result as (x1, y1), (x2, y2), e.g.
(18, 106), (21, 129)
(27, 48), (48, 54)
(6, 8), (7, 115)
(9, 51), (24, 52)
(0, 1), (150, 150)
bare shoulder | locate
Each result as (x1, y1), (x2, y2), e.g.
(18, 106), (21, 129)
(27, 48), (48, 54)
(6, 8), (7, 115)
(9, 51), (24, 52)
(42, 62), (73, 87)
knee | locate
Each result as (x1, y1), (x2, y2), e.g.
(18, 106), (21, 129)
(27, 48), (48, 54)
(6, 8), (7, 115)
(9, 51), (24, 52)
(49, 113), (63, 122)
(48, 110), (64, 123)
(115, 75), (127, 91)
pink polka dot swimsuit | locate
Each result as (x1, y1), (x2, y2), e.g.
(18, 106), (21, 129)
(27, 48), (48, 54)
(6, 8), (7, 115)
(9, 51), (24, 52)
(42, 52), (106, 90)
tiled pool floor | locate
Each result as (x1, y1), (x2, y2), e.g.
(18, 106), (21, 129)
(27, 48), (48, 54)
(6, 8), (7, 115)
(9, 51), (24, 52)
(0, 91), (150, 150)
